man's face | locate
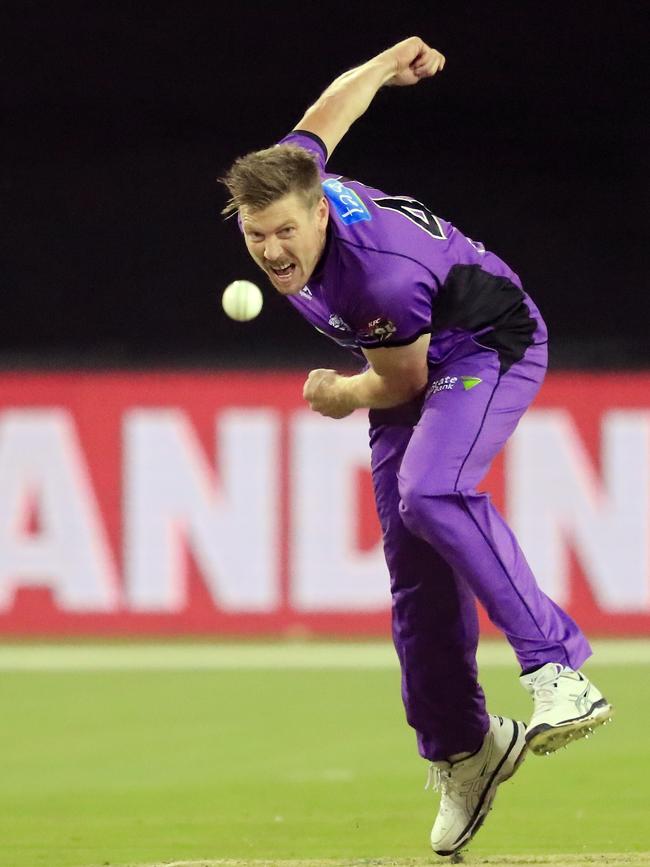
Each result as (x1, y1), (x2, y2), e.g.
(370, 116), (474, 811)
(241, 192), (329, 296)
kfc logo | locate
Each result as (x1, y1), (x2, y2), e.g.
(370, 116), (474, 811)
(360, 317), (397, 341)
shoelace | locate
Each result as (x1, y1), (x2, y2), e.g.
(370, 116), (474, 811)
(425, 764), (451, 793)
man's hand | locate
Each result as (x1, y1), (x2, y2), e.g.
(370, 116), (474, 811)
(303, 336), (430, 416)
(303, 369), (356, 419)
(384, 37), (445, 87)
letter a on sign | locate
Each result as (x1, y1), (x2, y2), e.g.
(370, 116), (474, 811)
(0, 410), (120, 611)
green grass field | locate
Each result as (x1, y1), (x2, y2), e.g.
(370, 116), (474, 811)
(1, 641), (649, 867)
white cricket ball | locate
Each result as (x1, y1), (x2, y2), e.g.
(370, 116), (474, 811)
(221, 280), (263, 322)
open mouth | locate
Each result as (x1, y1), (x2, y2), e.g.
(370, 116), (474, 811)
(269, 263), (296, 283)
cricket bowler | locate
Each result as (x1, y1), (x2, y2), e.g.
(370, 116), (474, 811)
(221, 36), (613, 856)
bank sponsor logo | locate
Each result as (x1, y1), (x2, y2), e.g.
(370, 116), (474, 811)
(428, 375), (458, 396)
(427, 375), (482, 397)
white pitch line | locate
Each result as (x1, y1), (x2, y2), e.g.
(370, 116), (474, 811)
(101, 854), (650, 867)
(0, 639), (649, 671)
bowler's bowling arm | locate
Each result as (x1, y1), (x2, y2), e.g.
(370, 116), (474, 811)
(293, 37), (445, 157)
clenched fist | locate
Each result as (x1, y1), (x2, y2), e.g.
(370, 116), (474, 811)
(303, 369), (357, 419)
(384, 37), (445, 87)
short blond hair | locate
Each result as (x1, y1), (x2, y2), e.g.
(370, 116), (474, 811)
(220, 144), (322, 217)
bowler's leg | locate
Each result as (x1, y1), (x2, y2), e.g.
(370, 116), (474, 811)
(398, 342), (591, 671)
(369, 405), (488, 761)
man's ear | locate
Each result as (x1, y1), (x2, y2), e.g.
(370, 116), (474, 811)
(317, 195), (329, 227)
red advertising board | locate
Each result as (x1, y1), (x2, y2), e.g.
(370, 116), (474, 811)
(0, 371), (648, 635)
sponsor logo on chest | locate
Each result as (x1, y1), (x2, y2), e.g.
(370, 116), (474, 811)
(328, 314), (351, 332)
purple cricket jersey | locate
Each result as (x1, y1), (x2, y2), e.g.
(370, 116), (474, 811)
(278, 130), (547, 372)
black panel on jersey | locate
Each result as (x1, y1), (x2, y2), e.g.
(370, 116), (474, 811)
(433, 265), (537, 373)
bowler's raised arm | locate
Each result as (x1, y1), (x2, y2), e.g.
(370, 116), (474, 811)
(294, 36), (445, 158)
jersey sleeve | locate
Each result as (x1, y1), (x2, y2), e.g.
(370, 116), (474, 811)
(277, 130), (329, 173)
(343, 257), (434, 350)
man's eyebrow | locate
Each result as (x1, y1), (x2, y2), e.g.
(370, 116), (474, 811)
(245, 220), (295, 234)
(271, 220), (295, 232)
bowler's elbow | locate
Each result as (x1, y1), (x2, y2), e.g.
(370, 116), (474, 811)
(399, 366), (429, 400)
(363, 333), (430, 402)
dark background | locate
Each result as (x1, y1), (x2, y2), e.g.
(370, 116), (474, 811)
(2, 1), (648, 370)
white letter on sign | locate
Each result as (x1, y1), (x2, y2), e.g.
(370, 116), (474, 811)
(124, 409), (280, 612)
(0, 410), (120, 611)
(290, 412), (389, 611)
(507, 409), (650, 612)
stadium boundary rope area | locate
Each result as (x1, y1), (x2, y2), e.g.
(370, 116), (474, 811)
(0, 639), (649, 671)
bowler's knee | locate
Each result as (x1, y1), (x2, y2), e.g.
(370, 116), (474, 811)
(398, 477), (439, 535)
(397, 476), (462, 542)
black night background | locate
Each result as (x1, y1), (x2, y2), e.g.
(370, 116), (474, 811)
(2, 1), (647, 370)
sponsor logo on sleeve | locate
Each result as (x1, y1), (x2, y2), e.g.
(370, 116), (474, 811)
(322, 179), (372, 225)
(359, 317), (397, 342)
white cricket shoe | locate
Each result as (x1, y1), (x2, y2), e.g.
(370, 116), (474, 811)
(427, 715), (527, 856)
(521, 662), (614, 756)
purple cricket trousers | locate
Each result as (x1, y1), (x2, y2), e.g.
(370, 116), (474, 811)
(368, 338), (591, 761)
